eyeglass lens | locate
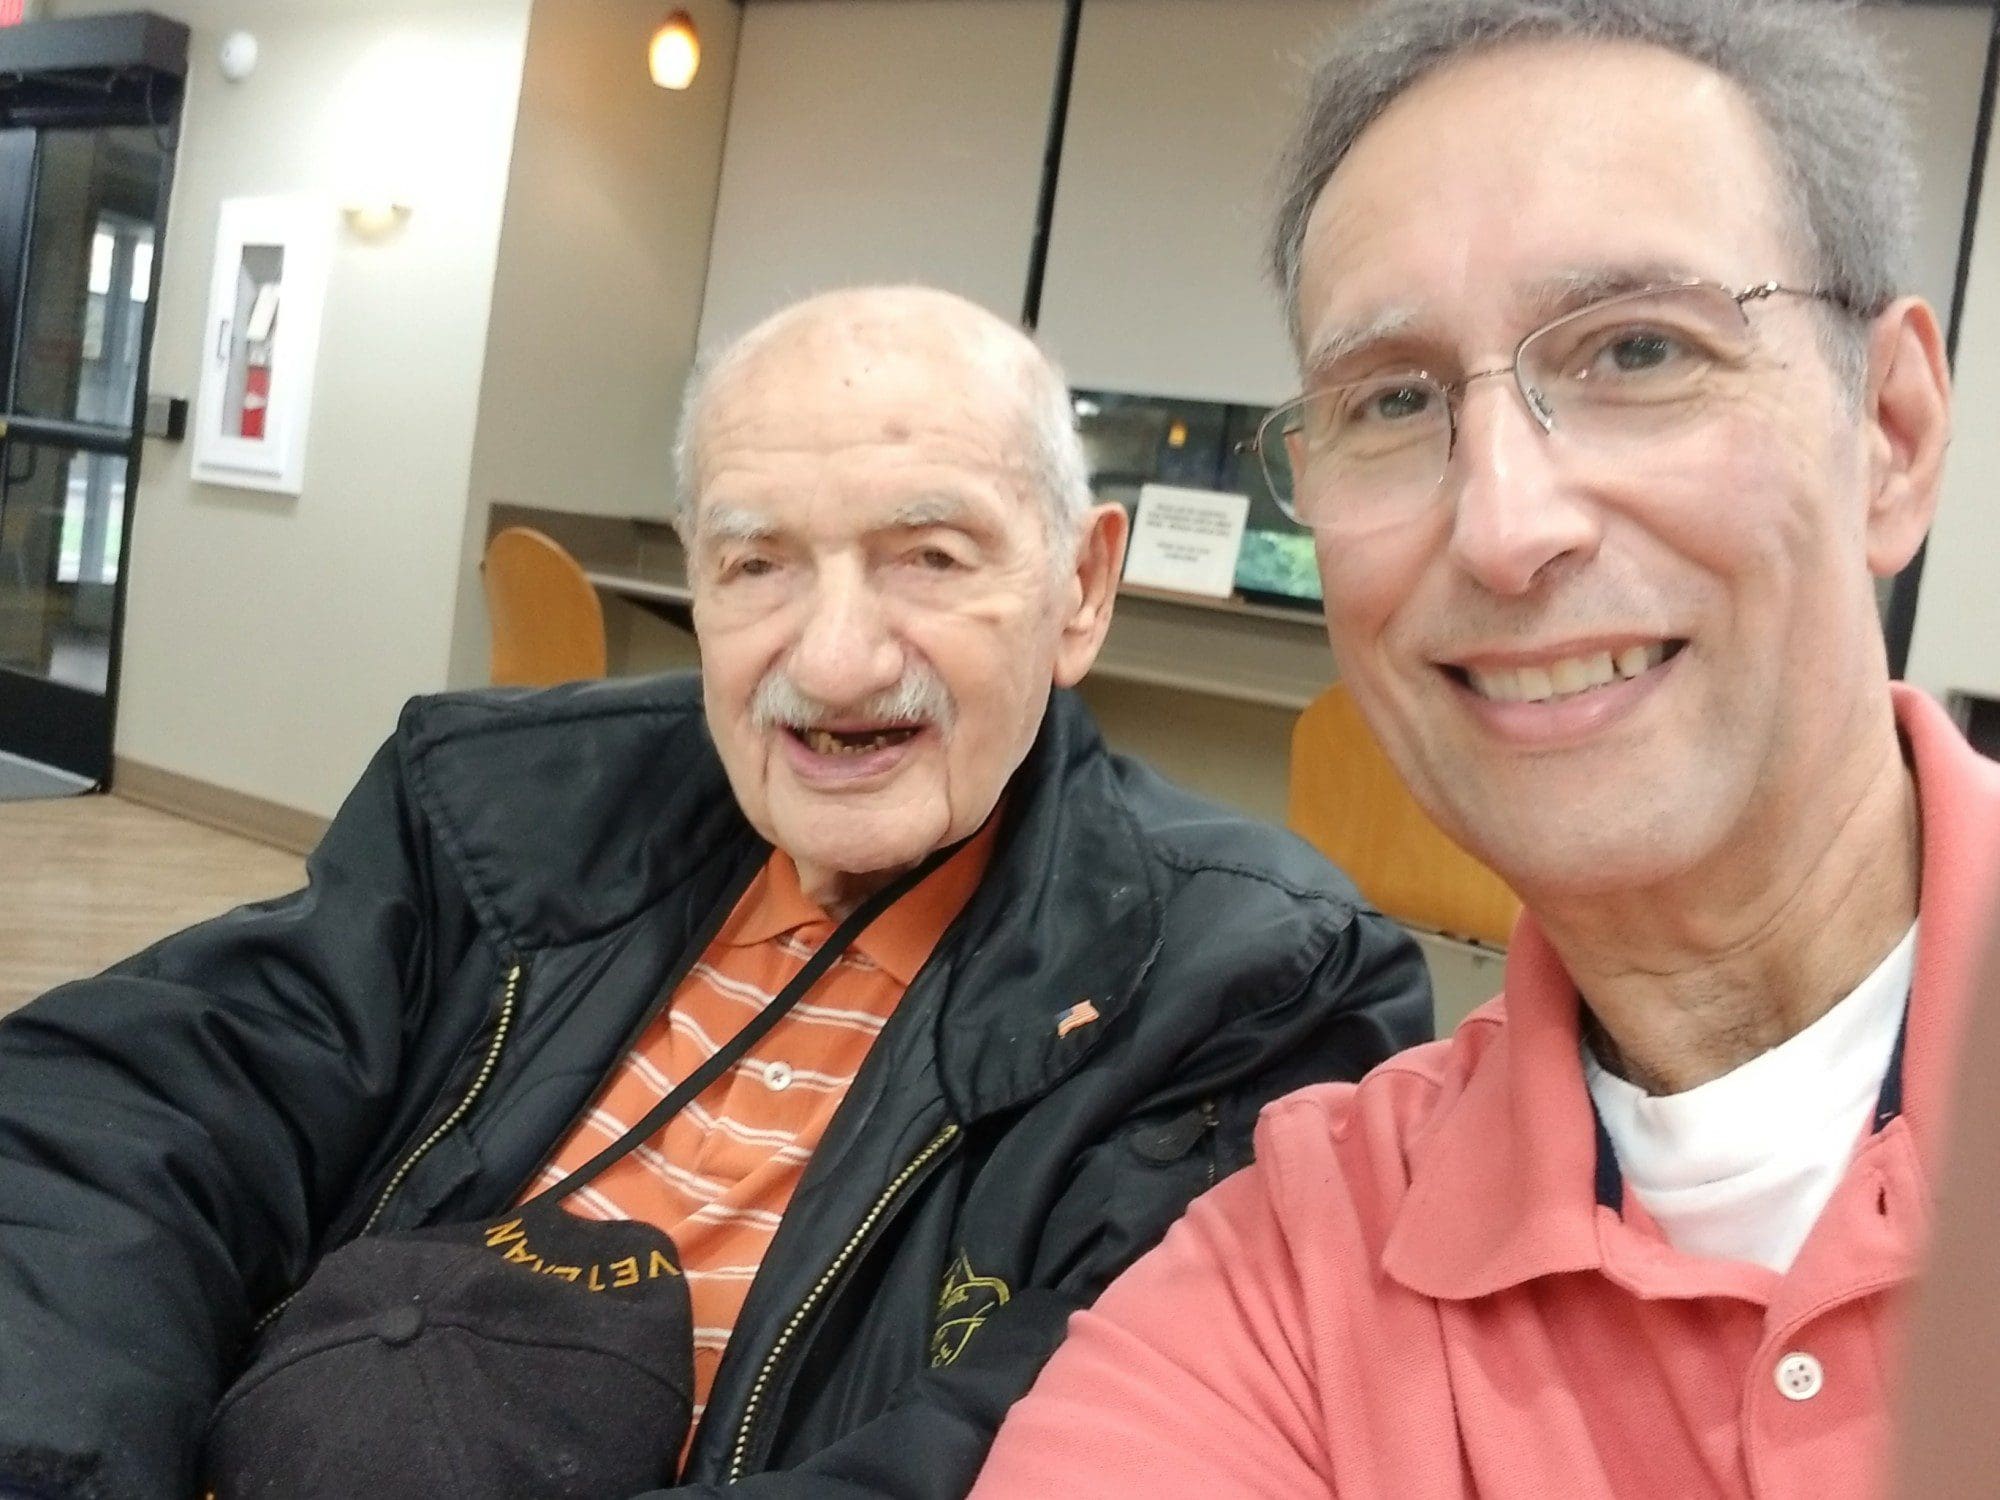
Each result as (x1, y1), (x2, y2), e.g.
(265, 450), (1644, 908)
(1259, 282), (1763, 527)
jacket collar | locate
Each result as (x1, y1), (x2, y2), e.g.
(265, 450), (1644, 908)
(1383, 684), (2000, 1301)
(401, 673), (753, 950)
(402, 672), (1163, 1118)
(925, 689), (1165, 1121)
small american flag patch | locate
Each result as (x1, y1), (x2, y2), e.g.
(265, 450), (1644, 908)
(1055, 1000), (1100, 1039)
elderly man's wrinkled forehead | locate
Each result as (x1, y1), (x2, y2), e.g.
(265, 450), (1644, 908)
(696, 290), (1041, 474)
(742, 288), (1027, 373)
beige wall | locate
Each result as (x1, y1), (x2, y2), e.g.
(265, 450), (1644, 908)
(451, 0), (742, 687)
(695, 0), (1064, 355)
(1037, 0), (1358, 407)
(55, 0), (533, 818)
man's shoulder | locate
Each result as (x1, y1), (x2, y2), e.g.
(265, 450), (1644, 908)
(1100, 747), (1367, 910)
(384, 671), (725, 832)
(363, 672), (747, 949)
(1256, 997), (1508, 1188)
(393, 671), (708, 754)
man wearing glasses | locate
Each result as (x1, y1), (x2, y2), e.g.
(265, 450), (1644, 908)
(974, 0), (2000, 1494)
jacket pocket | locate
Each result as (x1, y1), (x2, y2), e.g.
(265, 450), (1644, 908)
(1045, 1098), (1224, 1277)
(381, 1128), (482, 1229)
(1127, 1098), (1221, 1187)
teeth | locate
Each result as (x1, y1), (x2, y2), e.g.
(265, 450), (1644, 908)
(1467, 644), (1670, 705)
(801, 727), (914, 757)
(1619, 643), (1670, 679)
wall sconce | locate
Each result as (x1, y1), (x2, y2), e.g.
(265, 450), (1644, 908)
(218, 30), (258, 83)
(650, 10), (700, 90)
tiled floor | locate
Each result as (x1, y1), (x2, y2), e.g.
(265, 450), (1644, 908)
(0, 795), (304, 1017)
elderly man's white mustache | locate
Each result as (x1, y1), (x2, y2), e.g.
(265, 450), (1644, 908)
(749, 666), (956, 733)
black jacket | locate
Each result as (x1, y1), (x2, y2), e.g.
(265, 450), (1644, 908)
(0, 674), (1431, 1500)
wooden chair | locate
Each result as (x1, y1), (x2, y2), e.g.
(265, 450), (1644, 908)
(481, 527), (608, 688)
(1288, 684), (1520, 949)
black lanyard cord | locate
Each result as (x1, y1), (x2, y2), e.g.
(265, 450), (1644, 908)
(539, 835), (971, 1205)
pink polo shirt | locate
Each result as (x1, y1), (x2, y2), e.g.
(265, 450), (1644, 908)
(973, 686), (2000, 1500)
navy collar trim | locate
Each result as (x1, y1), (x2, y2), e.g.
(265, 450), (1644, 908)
(1871, 997), (1911, 1134)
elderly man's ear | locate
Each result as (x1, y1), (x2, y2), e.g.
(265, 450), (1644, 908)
(1863, 295), (1952, 577)
(1052, 502), (1130, 689)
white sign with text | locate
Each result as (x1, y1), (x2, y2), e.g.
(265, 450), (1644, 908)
(1123, 483), (1250, 599)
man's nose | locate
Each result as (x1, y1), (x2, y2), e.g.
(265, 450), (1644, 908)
(1444, 377), (1603, 596)
(784, 563), (905, 707)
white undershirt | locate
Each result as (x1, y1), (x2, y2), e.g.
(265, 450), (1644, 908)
(1583, 923), (1917, 1274)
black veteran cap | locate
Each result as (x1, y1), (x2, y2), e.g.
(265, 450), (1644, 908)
(203, 1206), (695, 1500)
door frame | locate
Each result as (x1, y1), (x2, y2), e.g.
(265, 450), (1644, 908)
(0, 12), (186, 782)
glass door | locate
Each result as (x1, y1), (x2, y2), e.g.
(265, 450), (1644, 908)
(0, 116), (176, 781)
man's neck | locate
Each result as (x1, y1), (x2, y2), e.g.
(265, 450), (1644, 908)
(1534, 724), (1921, 1097)
(795, 860), (909, 922)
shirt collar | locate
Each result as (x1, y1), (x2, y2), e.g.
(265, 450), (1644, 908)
(1381, 918), (1608, 1299)
(1889, 683), (2000, 1168)
(1382, 684), (2000, 1302)
(720, 815), (1002, 989)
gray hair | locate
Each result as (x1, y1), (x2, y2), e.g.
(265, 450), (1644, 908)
(1269, 0), (1918, 391)
(671, 291), (1094, 551)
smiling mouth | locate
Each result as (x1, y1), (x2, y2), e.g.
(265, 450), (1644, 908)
(1444, 641), (1687, 704)
(789, 724), (926, 757)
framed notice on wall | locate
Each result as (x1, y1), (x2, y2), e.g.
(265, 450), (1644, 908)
(191, 196), (333, 496)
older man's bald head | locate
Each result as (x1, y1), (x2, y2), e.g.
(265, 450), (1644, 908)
(672, 286), (1091, 544)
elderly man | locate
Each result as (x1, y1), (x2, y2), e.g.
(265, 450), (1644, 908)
(974, 2), (2000, 1496)
(0, 286), (1428, 1499)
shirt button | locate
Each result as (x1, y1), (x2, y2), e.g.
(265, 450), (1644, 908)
(763, 1060), (793, 1092)
(1775, 1351), (1824, 1401)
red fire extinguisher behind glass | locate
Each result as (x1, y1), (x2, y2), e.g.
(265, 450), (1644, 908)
(240, 281), (280, 441)
(240, 362), (270, 440)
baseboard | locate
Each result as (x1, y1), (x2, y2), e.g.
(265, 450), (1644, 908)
(111, 758), (329, 855)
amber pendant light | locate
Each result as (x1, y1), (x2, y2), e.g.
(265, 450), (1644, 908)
(650, 9), (700, 90)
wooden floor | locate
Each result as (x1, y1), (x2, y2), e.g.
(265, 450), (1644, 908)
(0, 795), (305, 1017)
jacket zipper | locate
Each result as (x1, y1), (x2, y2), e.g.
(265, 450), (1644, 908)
(727, 1121), (963, 1482)
(359, 958), (525, 1234)
(249, 958), (525, 1335)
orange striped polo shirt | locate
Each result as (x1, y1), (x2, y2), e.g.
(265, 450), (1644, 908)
(528, 825), (994, 1429)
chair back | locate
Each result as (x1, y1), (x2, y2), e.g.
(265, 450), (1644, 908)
(1288, 684), (1520, 949)
(482, 527), (608, 688)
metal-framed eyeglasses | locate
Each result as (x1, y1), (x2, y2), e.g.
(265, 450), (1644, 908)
(1246, 280), (1860, 529)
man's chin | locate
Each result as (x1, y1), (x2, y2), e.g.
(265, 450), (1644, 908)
(771, 806), (951, 887)
(1454, 795), (1720, 901)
